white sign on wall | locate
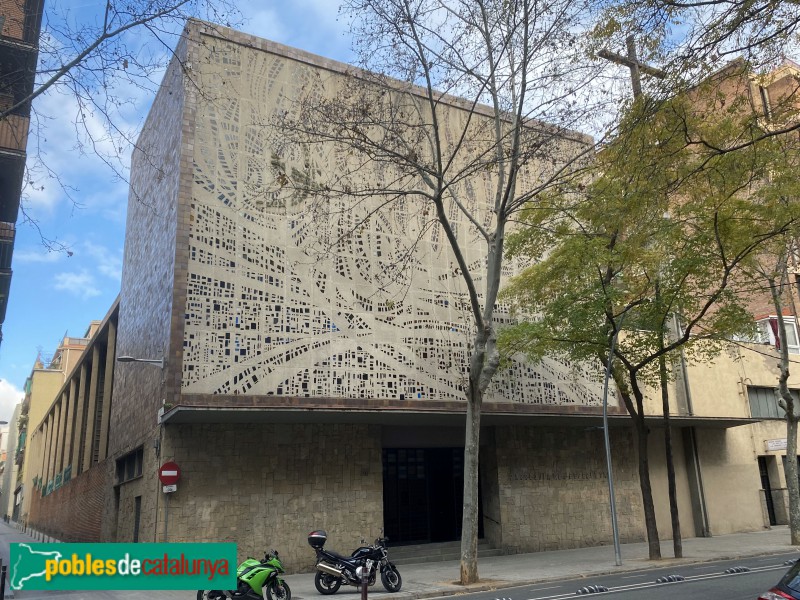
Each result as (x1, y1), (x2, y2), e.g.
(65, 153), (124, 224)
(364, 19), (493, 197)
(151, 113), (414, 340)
(765, 438), (788, 452)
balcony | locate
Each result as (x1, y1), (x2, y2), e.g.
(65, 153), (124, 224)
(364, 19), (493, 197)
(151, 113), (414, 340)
(0, 114), (28, 152)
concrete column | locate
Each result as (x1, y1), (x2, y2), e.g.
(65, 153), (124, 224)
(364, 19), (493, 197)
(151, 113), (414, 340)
(43, 413), (56, 489)
(98, 321), (116, 460)
(71, 364), (88, 474)
(62, 378), (78, 474)
(82, 347), (101, 471)
(53, 398), (66, 479)
(47, 398), (64, 486)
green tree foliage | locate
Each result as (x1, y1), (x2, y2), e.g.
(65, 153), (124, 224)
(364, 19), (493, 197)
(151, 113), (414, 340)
(501, 73), (800, 559)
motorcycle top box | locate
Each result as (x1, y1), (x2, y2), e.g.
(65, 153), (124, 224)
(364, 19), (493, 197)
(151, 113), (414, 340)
(308, 530), (328, 549)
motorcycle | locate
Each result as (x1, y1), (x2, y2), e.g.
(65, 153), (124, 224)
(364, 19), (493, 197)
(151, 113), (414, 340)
(197, 550), (291, 600)
(308, 530), (402, 595)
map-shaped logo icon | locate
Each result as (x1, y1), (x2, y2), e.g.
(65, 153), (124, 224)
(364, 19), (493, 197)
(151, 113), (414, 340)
(11, 543), (63, 590)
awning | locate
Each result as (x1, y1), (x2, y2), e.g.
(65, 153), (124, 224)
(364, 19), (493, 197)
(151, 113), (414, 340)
(161, 402), (756, 429)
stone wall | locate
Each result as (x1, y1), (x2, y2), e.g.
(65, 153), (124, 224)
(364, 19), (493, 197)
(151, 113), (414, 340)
(111, 430), (161, 543)
(159, 422), (383, 573)
(494, 425), (645, 553)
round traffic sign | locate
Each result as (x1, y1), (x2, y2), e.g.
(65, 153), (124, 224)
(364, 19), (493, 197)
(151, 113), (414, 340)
(158, 461), (181, 485)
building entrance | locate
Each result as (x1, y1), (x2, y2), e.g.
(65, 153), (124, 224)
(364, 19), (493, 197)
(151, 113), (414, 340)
(382, 447), (483, 544)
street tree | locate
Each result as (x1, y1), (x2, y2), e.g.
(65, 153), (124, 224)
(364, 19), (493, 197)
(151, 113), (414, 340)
(764, 252), (800, 544)
(279, 0), (606, 583)
(500, 81), (800, 560)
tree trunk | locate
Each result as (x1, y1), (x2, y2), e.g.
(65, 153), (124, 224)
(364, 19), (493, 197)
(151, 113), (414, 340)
(659, 354), (682, 558)
(613, 368), (661, 560)
(460, 383), (483, 584)
(634, 414), (661, 559)
(768, 269), (800, 544)
(787, 416), (800, 544)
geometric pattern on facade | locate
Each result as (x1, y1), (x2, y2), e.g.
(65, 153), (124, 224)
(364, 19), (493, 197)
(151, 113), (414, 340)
(182, 35), (608, 407)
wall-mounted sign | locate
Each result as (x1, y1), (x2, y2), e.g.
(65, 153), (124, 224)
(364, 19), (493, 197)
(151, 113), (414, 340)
(766, 438), (788, 452)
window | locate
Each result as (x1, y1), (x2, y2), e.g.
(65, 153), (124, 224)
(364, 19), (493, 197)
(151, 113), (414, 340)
(750, 317), (800, 354)
(116, 447), (144, 484)
(748, 386), (800, 419)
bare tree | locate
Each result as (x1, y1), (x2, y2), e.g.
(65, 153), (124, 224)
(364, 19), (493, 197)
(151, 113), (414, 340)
(8, 0), (240, 247)
(279, 0), (606, 584)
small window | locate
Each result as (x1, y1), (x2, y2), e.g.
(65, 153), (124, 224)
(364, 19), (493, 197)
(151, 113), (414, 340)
(116, 447), (144, 484)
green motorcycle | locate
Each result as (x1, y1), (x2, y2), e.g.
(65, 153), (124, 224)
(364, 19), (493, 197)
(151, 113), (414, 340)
(197, 550), (291, 600)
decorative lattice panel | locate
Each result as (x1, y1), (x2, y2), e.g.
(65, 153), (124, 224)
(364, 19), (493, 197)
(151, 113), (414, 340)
(180, 35), (607, 407)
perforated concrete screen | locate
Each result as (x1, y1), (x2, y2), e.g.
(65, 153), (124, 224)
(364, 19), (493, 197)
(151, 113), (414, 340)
(180, 31), (606, 406)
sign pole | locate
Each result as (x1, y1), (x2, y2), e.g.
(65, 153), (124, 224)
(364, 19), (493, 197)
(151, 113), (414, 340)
(164, 492), (169, 543)
(158, 461), (180, 543)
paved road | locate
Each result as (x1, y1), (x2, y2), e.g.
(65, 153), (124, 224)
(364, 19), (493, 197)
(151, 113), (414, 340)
(445, 552), (799, 600)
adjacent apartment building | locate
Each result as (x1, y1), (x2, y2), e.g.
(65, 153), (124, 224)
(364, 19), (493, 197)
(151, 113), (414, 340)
(0, 0), (45, 344)
(20, 21), (800, 570)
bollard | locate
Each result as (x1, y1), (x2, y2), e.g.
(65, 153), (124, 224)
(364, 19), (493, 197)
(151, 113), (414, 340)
(358, 562), (368, 600)
(1, 563), (8, 600)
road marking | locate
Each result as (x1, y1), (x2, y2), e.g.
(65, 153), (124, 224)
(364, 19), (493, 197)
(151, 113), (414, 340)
(527, 585), (561, 591)
(621, 574), (647, 579)
(520, 564), (792, 600)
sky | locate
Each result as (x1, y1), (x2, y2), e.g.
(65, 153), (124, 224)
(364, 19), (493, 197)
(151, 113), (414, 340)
(0, 0), (356, 425)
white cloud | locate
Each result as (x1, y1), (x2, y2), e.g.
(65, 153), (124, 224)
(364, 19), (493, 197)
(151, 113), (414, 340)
(0, 381), (22, 426)
(12, 249), (63, 263)
(53, 270), (102, 298)
(83, 242), (123, 281)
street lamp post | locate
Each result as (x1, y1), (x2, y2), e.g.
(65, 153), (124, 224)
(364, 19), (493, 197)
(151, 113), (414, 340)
(601, 313), (625, 567)
(116, 356), (164, 369)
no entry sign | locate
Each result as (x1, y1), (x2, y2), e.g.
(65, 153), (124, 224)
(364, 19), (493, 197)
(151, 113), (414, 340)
(158, 461), (181, 485)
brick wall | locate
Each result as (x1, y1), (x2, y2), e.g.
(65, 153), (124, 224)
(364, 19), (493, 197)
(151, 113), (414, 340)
(0, 0), (25, 40)
(110, 34), (188, 458)
(28, 458), (112, 541)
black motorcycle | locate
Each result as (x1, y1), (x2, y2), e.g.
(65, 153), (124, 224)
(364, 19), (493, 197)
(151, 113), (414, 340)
(308, 530), (402, 595)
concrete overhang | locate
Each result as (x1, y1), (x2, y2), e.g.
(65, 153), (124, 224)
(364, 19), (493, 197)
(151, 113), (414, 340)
(161, 403), (757, 429)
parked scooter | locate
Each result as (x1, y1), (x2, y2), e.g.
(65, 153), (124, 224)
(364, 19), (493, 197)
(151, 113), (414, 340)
(197, 550), (291, 600)
(308, 530), (402, 595)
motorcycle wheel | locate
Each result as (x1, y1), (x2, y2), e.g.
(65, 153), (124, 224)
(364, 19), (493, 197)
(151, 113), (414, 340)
(267, 580), (292, 600)
(197, 591), (226, 600)
(314, 571), (342, 595)
(381, 567), (402, 593)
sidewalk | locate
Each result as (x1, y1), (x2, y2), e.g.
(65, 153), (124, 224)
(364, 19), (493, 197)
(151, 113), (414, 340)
(285, 526), (799, 600)
(0, 521), (797, 599)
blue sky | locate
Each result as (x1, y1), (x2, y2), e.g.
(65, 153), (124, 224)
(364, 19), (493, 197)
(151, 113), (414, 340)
(0, 1), (356, 423)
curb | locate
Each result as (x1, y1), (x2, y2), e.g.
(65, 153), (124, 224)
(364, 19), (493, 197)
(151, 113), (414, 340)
(338, 547), (800, 600)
